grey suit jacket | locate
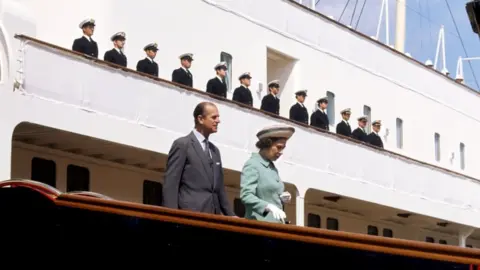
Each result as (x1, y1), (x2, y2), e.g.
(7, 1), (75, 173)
(162, 131), (234, 216)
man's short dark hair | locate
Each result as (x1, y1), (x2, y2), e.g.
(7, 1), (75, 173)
(193, 102), (216, 125)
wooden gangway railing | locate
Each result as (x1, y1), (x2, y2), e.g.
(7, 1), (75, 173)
(0, 179), (478, 266)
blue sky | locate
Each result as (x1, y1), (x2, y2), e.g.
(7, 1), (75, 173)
(309, 0), (480, 90)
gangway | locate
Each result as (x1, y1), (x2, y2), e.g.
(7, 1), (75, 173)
(0, 179), (478, 266)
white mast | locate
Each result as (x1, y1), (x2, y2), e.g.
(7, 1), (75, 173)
(395, 0), (406, 53)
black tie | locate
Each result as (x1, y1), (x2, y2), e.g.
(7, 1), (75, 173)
(187, 70), (192, 77)
(204, 139), (212, 161)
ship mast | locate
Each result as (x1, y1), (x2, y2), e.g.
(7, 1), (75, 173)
(395, 0), (407, 53)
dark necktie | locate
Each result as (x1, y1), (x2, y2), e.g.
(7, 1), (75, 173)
(187, 70), (192, 77)
(203, 139), (212, 161)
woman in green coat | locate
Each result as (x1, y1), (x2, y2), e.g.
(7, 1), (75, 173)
(240, 125), (295, 224)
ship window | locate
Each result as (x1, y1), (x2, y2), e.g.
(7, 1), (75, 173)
(396, 118), (403, 149)
(233, 198), (245, 217)
(31, 157), (56, 188)
(326, 217), (338, 231)
(434, 133), (441, 161)
(439, 240), (447, 245)
(363, 105), (371, 133)
(220, 52), (233, 92)
(460, 142), (465, 170)
(66, 164), (90, 192)
(326, 91), (335, 125)
(367, 225), (378, 235)
(143, 180), (163, 206)
(383, 228), (393, 238)
(466, 244), (473, 248)
(307, 213), (321, 228)
(425, 237), (435, 243)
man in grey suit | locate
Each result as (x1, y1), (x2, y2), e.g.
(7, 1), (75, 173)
(162, 102), (235, 216)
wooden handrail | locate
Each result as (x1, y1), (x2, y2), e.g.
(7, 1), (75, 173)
(0, 178), (61, 200)
(13, 34), (480, 185)
(54, 193), (480, 264)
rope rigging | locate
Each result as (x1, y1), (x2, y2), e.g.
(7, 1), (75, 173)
(350, 0), (359, 26)
(444, 0), (480, 89)
(355, 0), (368, 30)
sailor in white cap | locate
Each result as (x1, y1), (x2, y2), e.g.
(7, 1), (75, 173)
(366, 120), (384, 148)
(289, 90), (309, 124)
(260, 80), (281, 115)
(351, 115), (369, 142)
(206, 62), (228, 98)
(136, 43), (159, 77)
(172, 53), (194, 87)
(240, 125), (295, 224)
(336, 108), (352, 137)
(310, 96), (329, 131)
(72, 18), (98, 58)
(103, 32), (127, 67)
(232, 72), (253, 106)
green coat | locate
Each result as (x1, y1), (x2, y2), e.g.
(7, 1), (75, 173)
(240, 153), (285, 224)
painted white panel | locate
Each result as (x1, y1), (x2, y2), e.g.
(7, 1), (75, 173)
(2, 0), (477, 179)
(8, 40), (480, 229)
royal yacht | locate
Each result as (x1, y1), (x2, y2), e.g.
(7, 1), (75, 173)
(0, 0), (479, 252)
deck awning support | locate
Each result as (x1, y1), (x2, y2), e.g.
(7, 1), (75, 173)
(296, 192), (305, 227)
(458, 227), (475, 247)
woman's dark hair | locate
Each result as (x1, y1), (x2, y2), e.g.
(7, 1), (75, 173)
(255, 137), (283, 149)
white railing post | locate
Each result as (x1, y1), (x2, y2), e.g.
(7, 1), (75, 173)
(376, 0), (390, 45)
(295, 191), (305, 227)
(434, 25), (449, 75)
(455, 56), (480, 83)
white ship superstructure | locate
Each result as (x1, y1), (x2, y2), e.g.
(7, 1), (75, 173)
(0, 0), (479, 248)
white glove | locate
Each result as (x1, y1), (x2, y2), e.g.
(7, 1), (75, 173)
(265, 203), (286, 222)
(280, 191), (291, 203)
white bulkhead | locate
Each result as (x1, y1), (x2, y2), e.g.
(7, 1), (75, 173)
(1, 0), (478, 177)
(0, 0), (478, 247)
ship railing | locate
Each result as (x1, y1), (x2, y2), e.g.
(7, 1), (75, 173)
(0, 179), (479, 266)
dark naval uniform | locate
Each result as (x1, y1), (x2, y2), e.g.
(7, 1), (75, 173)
(207, 62), (228, 98)
(336, 121), (352, 137)
(366, 120), (384, 148)
(261, 94), (280, 115)
(261, 80), (281, 115)
(289, 103), (308, 124)
(206, 77), (227, 98)
(233, 72), (253, 106)
(232, 85), (253, 106)
(351, 128), (368, 142)
(172, 67), (193, 87)
(137, 43), (159, 77)
(172, 53), (194, 87)
(366, 132), (384, 148)
(72, 18), (98, 58)
(72, 36), (98, 58)
(104, 49), (127, 67)
(310, 110), (329, 130)
(137, 58), (158, 76)
(104, 31), (127, 67)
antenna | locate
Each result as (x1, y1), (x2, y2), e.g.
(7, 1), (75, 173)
(433, 25), (449, 75)
(375, 0), (390, 45)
